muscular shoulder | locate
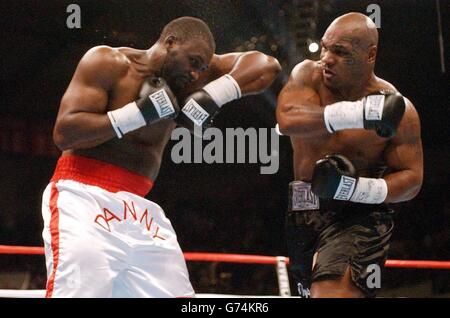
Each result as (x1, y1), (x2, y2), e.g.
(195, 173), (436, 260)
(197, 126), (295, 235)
(402, 97), (421, 130)
(373, 76), (399, 93)
(291, 59), (316, 76)
(288, 59), (322, 88)
(372, 77), (421, 138)
(209, 51), (279, 74)
(81, 46), (129, 71)
(76, 46), (129, 86)
(208, 52), (248, 76)
(393, 96), (421, 145)
(211, 52), (241, 66)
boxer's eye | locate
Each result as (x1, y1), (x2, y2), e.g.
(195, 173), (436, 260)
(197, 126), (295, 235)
(190, 57), (200, 68)
(336, 50), (349, 56)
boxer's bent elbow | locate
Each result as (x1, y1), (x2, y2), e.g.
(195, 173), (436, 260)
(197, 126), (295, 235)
(276, 107), (307, 136)
(53, 112), (115, 150)
(53, 119), (85, 151)
(243, 51), (282, 75)
(276, 108), (294, 135)
(406, 170), (423, 201)
(276, 117), (308, 136)
(53, 124), (74, 151)
(267, 56), (282, 77)
(386, 171), (423, 203)
(408, 174), (423, 200)
(260, 56), (281, 89)
(276, 119), (293, 136)
(241, 56), (281, 95)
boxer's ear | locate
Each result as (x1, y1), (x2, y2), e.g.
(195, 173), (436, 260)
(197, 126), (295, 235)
(164, 35), (178, 48)
(368, 45), (377, 64)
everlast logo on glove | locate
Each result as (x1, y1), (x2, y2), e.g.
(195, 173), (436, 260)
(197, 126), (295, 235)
(290, 181), (320, 211)
(334, 176), (357, 201)
(182, 99), (210, 126)
(149, 89), (176, 118)
(364, 95), (385, 120)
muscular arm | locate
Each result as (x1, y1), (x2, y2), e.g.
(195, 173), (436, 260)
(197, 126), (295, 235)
(212, 51), (281, 95)
(276, 60), (328, 137)
(383, 99), (423, 202)
(175, 51), (281, 135)
(53, 46), (126, 150)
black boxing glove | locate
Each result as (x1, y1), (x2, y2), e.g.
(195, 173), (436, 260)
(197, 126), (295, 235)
(323, 90), (406, 138)
(363, 91), (405, 138)
(177, 74), (241, 137)
(176, 90), (220, 137)
(311, 154), (388, 204)
(107, 77), (179, 138)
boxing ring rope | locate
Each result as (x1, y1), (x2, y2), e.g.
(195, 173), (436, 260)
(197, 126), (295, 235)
(1, 245), (450, 269)
(1, 245), (450, 298)
(0, 245), (44, 255)
(185, 252), (450, 269)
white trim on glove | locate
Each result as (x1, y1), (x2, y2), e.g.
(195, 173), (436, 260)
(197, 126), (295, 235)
(203, 74), (242, 107)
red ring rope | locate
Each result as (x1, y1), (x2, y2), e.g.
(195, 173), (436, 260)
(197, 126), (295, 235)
(1, 245), (449, 269)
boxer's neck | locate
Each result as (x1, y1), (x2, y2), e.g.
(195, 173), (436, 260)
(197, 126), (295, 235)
(138, 44), (166, 75)
(118, 45), (164, 77)
(337, 72), (376, 100)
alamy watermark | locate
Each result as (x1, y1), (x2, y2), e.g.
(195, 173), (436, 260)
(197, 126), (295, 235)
(366, 263), (381, 289)
(66, 4), (81, 29)
(367, 4), (381, 28)
(170, 127), (279, 175)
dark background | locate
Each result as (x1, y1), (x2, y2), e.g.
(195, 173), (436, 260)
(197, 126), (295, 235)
(0, 0), (448, 296)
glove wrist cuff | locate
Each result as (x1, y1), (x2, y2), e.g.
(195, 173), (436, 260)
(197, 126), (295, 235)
(203, 74), (241, 107)
(333, 176), (388, 204)
(323, 100), (364, 133)
(350, 177), (388, 204)
(107, 102), (146, 139)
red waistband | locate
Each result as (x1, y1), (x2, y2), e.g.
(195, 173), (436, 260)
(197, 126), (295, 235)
(51, 155), (153, 197)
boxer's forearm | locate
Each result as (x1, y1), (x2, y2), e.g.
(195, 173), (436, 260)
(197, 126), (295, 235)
(228, 51), (281, 95)
(53, 112), (117, 150)
(276, 102), (330, 137)
(384, 169), (423, 203)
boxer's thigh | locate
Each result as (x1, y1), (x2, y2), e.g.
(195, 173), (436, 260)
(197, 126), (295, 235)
(42, 180), (127, 297)
(114, 198), (195, 298)
(311, 210), (394, 297)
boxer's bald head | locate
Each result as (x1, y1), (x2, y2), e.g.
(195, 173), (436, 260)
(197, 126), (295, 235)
(327, 12), (378, 48)
(320, 13), (379, 90)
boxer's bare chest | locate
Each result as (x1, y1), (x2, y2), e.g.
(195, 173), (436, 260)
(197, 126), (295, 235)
(292, 81), (389, 180)
(72, 62), (176, 180)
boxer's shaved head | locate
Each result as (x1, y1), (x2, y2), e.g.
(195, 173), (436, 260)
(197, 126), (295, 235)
(159, 16), (215, 56)
(326, 12), (378, 49)
(320, 12), (379, 90)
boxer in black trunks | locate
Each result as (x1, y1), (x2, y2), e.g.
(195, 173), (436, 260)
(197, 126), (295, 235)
(276, 13), (423, 297)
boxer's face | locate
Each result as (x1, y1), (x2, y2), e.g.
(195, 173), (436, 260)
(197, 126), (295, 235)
(320, 28), (372, 89)
(161, 38), (212, 92)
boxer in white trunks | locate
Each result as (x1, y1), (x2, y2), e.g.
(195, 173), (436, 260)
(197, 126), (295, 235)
(41, 16), (281, 297)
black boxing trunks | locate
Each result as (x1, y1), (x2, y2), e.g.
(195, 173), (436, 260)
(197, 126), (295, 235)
(285, 181), (394, 297)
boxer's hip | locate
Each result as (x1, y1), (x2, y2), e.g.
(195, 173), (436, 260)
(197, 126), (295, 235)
(43, 155), (176, 245)
(41, 178), (192, 297)
(50, 154), (154, 197)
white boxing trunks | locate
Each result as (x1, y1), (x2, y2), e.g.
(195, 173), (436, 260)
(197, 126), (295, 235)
(41, 155), (195, 298)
